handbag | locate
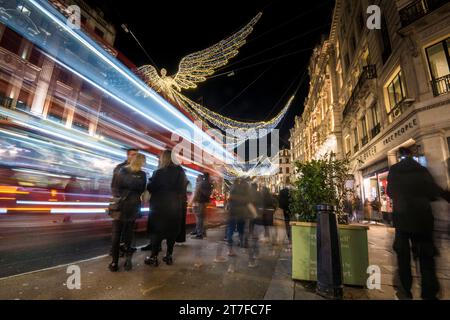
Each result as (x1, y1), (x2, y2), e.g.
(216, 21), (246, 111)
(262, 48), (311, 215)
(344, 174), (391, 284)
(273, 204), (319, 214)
(107, 191), (129, 220)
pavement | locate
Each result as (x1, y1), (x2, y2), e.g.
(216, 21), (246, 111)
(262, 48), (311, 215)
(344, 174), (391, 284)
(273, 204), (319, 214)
(1, 215), (450, 300)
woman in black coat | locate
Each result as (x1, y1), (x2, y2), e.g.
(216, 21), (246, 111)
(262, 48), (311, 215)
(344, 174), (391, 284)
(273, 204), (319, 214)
(145, 150), (188, 266)
(109, 153), (147, 272)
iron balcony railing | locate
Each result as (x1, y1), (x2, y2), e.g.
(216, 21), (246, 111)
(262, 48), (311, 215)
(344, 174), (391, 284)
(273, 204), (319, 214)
(361, 136), (369, 147)
(431, 74), (450, 97)
(0, 95), (14, 109)
(371, 123), (381, 139)
(399, 0), (448, 27)
(343, 65), (377, 118)
(387, 98), (414, 123)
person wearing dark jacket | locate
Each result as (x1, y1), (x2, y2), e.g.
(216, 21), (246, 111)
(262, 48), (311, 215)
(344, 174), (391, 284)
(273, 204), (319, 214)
(111, 148), (138, 197)
(227, 178), (250, 256)
(110, 148), (139, 256)
(261, 187), (276, 240)
(191, 172), (213, 239)
(278, 187), (292, 244)
(145, 150), (188, 267)
(387, 147), (450, 300)
(109, 153), (146, 272)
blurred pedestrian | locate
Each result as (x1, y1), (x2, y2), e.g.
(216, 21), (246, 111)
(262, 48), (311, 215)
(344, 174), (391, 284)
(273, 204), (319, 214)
(227, 178), (250, 256)
(109, 153), (147, 272)
(64, 176), (83, 201)
(248, 183), (262, 267)
(111, 148), (139, 255)
(387, 147), (450, 300)
(278, 187), (292, 245)
(191, 172), (213, 239)
(145, 150), (188, 267)
(261, 187), (276, 241)
(176, 180), (190, 245)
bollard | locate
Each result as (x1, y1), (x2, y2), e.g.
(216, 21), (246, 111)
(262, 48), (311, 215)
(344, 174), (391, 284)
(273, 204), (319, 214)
(316, 205), (343, 299)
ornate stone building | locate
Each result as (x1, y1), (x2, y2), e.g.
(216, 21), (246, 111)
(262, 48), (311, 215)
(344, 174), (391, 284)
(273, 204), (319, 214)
(290, 37), (342, 163)
(290, 0), (450, 227)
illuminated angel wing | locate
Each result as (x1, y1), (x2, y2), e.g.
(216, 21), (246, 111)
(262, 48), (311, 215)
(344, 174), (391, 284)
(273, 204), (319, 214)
(137, 65), (164, 93)
(172, 12), (262, 90)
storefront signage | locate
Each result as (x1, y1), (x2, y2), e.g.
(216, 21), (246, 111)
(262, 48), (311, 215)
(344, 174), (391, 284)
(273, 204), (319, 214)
(383, 118), (418, 146)
(357, 145), (377, 164)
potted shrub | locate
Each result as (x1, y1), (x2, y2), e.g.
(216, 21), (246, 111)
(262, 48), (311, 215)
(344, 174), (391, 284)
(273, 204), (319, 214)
(289, 153), (369, 286)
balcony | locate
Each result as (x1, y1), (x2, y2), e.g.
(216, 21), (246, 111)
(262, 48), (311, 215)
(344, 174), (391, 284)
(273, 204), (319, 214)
(399, 0), (449, 27)
(387, 98), (415, 123)
(431, 74), (450, 97)
(361, 136), (369, 146)
(0, 95), (13, 109)
(371, 123), (381, 138)
(343, 65), (377, 118)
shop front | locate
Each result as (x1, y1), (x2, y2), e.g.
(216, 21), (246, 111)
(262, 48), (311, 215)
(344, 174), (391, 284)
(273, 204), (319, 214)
(361, 159), (391, 223)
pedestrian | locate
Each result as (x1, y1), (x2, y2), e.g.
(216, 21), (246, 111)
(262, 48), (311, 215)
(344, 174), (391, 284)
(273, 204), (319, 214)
(189, 175), (203, 237)
(248, 183), (262, 267)
(145, 149), (188, 267)
(227, 178), (250, 256)
(191, 172), (213, 239)
(278, 186), (292, 245)
(64, 176), (83, 201)
(261, 187), (276, 241)
(111, 148), (139, 256)
(387, 147), (450, 300)
(109, 153), (147, 272)
(176, 180), (190, 245)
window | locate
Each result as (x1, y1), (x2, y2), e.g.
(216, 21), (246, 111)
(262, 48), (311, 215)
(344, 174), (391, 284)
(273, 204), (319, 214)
(353, 128), (359, 152)
(380, 17), (392, 64)
(360, 116), (368, 145)
(426, 38), (450, 96)
(286, 167), (290, 174)
(387, 71), (406, 111)
(94, 27), (105, 38)
(370, 104), (381, 137)
(345, 135), (351, 155)
(0, 28), (22, 54)
(279, 167), (283, 174)
(371, 105), (380, 127)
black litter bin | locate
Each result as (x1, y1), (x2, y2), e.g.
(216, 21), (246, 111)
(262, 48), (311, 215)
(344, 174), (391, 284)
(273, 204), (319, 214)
(316, 205), (343, 299)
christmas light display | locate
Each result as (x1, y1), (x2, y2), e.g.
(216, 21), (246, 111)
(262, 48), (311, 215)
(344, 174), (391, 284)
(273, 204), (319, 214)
(137, 12), (262, 98)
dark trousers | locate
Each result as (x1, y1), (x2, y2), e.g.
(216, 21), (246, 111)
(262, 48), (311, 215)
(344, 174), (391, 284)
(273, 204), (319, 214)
(227, 217), (245, 248)
(151, 234), (175, 257)
(393, 230), (439, 299)
(195, 203), (207, 236)
(111, 220), (135, 263)
(283, 210), (292, 243)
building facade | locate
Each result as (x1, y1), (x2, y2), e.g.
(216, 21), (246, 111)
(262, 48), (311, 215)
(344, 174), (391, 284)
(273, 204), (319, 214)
(290, 0), (450, 227)
(256, 149), (293, 194)
(290, 38), (343, 163)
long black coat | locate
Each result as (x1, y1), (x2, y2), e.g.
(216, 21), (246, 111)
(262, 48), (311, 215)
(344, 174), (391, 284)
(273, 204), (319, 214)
(147, 165), (188, 239)
(387, 158), (443, 234)
(117, 167), (147, 222)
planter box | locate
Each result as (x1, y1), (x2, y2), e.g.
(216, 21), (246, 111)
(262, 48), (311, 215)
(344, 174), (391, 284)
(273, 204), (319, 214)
(291, 221), (369, 286)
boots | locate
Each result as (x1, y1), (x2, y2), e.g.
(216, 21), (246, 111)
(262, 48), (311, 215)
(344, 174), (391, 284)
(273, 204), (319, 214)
(124, 250), (133, 271)
(108, 262), (119, 272)
(162, 255), (173, 265)
(144, 256), (159, 267)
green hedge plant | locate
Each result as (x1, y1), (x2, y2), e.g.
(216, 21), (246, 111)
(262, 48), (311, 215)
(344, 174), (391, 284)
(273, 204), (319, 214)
(289, 153), (351, 224)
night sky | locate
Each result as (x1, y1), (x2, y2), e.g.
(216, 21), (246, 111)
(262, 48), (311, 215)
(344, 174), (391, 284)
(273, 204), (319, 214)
(85, 0), (335, 148)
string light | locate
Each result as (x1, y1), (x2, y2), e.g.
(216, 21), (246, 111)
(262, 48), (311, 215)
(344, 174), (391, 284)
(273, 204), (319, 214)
(137, 12), (262, 99)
